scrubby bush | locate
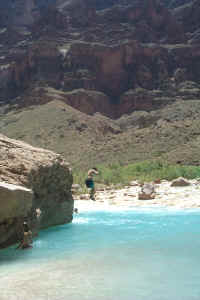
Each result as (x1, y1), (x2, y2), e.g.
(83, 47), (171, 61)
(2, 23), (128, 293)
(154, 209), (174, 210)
(73, 160), (200, 188)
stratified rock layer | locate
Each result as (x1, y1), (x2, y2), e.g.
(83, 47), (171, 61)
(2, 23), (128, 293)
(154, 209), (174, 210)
(0, 134), (73, 248)
(0, 0), (199, 118)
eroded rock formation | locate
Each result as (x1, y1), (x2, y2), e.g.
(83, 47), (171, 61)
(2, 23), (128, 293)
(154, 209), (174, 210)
(0, 0), (199, 118)
(0, 134), (73, 248)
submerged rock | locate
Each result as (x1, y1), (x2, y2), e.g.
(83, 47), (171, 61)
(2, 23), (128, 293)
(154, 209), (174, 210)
(0, 134), (73, 248)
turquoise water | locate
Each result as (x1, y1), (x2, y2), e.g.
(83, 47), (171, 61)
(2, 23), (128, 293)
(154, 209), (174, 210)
(0, 208), (200, 300)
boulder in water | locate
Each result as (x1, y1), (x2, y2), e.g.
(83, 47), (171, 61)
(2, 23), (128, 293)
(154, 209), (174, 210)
(0, 134), (73, 248)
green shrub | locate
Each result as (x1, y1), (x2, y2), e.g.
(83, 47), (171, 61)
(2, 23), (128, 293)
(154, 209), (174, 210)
(73, 160), (200, 188)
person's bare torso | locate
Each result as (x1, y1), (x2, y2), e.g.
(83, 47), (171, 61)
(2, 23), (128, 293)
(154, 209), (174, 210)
(87, 169), (98, 179)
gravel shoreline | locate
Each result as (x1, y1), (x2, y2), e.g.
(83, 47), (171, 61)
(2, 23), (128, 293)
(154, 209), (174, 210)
(74, 179), (200, 211)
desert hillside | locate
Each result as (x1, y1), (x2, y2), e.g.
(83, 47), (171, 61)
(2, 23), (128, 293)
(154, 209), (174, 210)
(0, 0), (200, 168)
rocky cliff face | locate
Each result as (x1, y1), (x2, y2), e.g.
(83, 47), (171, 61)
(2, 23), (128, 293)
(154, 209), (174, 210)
(0, 0), (199, 118)
(161, 0), (192, 8)
(174, 0), (200, 43)
(0, 134), (73, 248)
(0, 0), (57, 26)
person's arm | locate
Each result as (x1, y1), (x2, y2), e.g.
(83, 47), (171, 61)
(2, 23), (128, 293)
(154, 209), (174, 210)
(93, 169), (99, 175)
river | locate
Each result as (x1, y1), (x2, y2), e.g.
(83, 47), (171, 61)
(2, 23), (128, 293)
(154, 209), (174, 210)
(0, 208), (200, 300)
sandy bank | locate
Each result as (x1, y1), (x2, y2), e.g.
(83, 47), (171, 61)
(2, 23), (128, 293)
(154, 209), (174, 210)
(74, 179), (200, 211)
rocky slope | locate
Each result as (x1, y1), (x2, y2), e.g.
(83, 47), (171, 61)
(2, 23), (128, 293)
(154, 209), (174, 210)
(0, 134), (73, 248)
(0, 0), (200, 167)
(1, 96), (200, 169)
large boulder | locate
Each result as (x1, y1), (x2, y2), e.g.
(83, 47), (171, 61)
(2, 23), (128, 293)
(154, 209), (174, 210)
(138, 183), (156, 200)
(0, 182), (32, 220)
(0, 182), (32, 247)
(0, 134), (73, 248)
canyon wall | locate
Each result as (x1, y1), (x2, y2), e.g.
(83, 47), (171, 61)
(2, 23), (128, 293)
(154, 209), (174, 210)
(0, 0), (199, 118)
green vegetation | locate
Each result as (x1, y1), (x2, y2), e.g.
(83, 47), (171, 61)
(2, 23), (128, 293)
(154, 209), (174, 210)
(73, 160), (200, 188)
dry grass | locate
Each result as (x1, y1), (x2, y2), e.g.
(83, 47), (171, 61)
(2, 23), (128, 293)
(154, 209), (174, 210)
(1, 98), (200, 175)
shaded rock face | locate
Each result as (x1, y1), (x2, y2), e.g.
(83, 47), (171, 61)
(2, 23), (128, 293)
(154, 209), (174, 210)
(29, 162), (73, 229)
(62, 41), (200, 113)
(119, 89), (153, 115)
(63, 0), (186, 43)
(0, 0), (57, 26)
(0, 0), (37, 26)
(60, 89), (114, 117)
(0, 183), (32, 221)
(3, 39), (200, 118)
(161, 0), (192, 8)
(175, 0), (200, 39)
(0, 134), (73, 248)
(0, 182), (32, 248)
(0, 0), (199, 119)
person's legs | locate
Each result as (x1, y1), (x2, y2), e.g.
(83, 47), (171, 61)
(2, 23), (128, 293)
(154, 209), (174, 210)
(86, 178), (96, 200)
(90, 186), (96, 200)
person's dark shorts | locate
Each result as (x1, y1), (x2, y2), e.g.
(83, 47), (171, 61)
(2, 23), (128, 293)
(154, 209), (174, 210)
(85, 178), (94, 188)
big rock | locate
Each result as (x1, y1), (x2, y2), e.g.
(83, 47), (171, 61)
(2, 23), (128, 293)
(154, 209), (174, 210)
(0, 182), (32, 247)
(138, 183), (156, 200)
(171, 177), (191, 187)
(0, 134), (73, 248)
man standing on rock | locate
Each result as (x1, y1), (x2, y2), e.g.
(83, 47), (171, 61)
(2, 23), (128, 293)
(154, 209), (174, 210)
(85, 167), (99, 201)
